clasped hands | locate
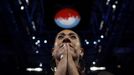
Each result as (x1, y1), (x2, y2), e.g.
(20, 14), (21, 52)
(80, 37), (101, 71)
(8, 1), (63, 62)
(53, 43), (80, 75)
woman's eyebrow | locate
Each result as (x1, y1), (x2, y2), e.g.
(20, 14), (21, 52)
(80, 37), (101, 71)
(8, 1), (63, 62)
(59, 33), (65, 36)
(68, 33), (75, 36)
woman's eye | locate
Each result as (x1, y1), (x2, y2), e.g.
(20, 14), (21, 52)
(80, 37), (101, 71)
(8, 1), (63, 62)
(58, 36), (64, 39)
(70, 36), (76, 39)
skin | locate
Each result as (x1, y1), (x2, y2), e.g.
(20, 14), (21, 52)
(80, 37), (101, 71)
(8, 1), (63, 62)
(52, 30), (84, 75)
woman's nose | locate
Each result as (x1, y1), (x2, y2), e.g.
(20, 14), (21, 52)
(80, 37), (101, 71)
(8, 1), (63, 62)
(62, 38), (71, 43)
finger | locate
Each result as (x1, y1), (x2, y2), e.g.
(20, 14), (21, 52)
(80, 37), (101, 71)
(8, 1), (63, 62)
(52, 45), (65, 58)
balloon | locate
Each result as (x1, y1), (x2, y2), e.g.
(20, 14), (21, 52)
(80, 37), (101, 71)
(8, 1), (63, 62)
(54, 8), (80, 29)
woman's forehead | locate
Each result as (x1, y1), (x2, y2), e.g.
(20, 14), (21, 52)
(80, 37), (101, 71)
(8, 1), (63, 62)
(58, 30), (77, 35)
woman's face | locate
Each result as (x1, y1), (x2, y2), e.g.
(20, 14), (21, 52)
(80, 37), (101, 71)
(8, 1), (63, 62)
(52, 30), (83, 65)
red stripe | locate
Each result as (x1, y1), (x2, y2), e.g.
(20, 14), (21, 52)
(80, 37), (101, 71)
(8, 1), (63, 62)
(55, 8), (80, 19)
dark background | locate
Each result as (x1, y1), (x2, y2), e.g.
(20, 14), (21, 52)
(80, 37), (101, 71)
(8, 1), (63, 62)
(0, 0), (134, 75)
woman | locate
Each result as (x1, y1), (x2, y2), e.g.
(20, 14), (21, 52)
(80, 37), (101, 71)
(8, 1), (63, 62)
(52, 30), (85, 75)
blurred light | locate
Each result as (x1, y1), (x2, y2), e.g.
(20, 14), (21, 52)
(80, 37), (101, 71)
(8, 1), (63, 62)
(20, 6), (24, 10)
(51, 67), (54, 71)
(35, 42), (38, 45)
(85, 39), (89, 45)
(112, 4), (116, 8)
(18, 0), (22, 5)
(34, 68), (43, 72)
(93, 41), (97, 45)
(35, 40), (40, 45)
(86, 41), (89, 45)
(37, 40), (40, 43)
(100, 35), (104, 39)
(106, 0), (110, 5)
(51, 67), (57, 72)
(107, 0), (110, 2)
(92, 61), (96, 65)
(85, 39), (88, 42)
(37, 44), (40, 47)
(99, 20), (104, 30)
(44, 40), (47, 44)
(26, 0), (29, 5)
(90, 66), (106, 71)
(98, 48), (102, 53)
(115, 1), (118, 4)
(32, 21), (36, 31)
(36, 51), (39, 54)
(39, 63), (43, 67)
(26, 67), (43, 72)
(98, 46), (102, 53)
(32, 36), (36, 40)
(97, 39), (101, 42)
(117, 65), (121, 68)
(112, 4), (116, 11)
